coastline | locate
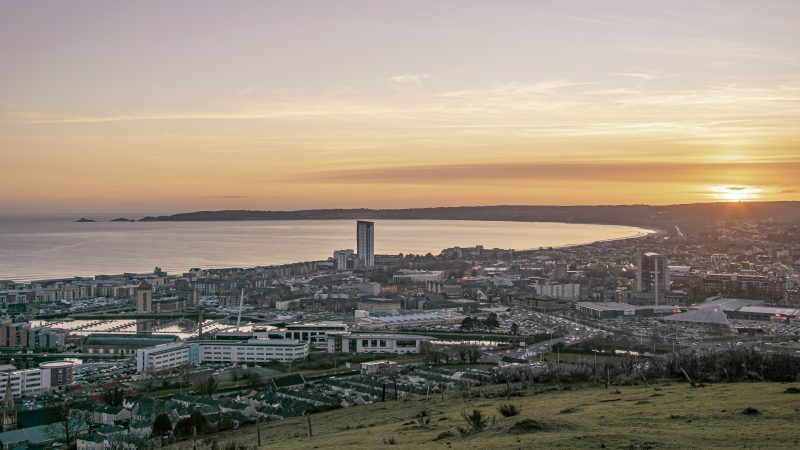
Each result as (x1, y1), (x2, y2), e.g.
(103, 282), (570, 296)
(517, 226), (658, 253)
(0, 219), (655, 283)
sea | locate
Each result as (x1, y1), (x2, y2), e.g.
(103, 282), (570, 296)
(0, 214), (652, 282)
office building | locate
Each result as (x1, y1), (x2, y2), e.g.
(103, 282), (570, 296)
(135, 339), (309, 373)
(635, 251), (670, 305)
(0, 321), (29, 348)
(135, 281), (152, 313)
(38, 361), (75, 389)
(135, 342), (189, 373)
(333, 249), (355, 270)
(392, 270), (445, 285)
(356, 220), (375, 267)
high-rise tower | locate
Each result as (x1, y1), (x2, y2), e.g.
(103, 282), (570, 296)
(136, 281), (153, 313)
(635, 251), (670, 305)
(356, 220), (375, 267)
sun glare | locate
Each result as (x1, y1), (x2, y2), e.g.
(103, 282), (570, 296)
(710, 186), (762, 202)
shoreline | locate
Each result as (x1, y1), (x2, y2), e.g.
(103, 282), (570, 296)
(1, 220), (655, 284)
(515, 227), (658, 252)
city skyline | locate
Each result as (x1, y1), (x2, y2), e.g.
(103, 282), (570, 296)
(1, 1), (799, 213)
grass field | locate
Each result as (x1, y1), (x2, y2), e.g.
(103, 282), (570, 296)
(164, 381), (800, 449)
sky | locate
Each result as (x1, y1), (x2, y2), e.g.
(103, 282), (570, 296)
(1, 0), (799, 213)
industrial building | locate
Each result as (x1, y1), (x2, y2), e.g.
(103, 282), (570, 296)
(326, 332), (433, 354)
(82, 333), (179, 356)
(355, 310), (465, 330)
(576, 302), (679, 319)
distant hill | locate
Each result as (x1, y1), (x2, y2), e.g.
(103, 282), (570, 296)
(138, 202), (800, 232)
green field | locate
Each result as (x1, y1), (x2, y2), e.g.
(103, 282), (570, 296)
(164, 382), (800, 449)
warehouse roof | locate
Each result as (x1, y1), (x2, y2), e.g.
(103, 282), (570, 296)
(83, 333), (179, 347)
(663, 308), (730, 326)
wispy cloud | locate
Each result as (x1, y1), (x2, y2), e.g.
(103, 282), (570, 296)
(388, 73), (435, 89)
(11, 78), (799, 157)
(301, 161), (800, 188)
(613, 70), (664, 81)
(202, 195), (251, 199)
(439, 79), (592, 98)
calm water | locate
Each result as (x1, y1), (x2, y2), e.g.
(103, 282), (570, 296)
(0, 214), (651, 282)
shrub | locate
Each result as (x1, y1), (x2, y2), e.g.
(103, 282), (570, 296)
(416, 409), (430, 425)
(741, 407), (761, 416)
(508, 419), (559, 434)
(433, 431), (454, 441)
(383, 436), (397, 445)
(458, 409), (493, 436)
(498, 404), (521, 417)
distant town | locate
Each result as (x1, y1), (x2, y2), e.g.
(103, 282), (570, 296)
(0, 217), (799, 448)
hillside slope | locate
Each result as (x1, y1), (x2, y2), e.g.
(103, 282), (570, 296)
(167, 382), (800, 449)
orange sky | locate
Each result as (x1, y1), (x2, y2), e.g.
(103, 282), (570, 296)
(1, 1), (799, 213)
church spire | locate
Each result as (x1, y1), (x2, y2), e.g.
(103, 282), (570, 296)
(1, 374), (16, 431)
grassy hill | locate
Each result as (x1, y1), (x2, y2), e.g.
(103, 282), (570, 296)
(166, 382), (800, 449)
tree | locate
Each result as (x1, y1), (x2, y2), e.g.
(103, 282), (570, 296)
(101, 386), (124, 406)
(484, 313), (499, 330)
(468, 347), (482, 364)
(457, 345), (470, 364)
(510, 323), (519, 335)
(231, 365), (246, 382)
(152, 413), (173, 437)
(174, 411), (209, 437)
(46, 400), (88, 449)
(194, 375), (217, 395)
(442, 346), (458, 364)
(216, 413), (236, 432)
(460, 317), (474, 331)
(248, 371), (263, 389)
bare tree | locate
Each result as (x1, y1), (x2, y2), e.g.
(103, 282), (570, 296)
(46, 400), (88, 448)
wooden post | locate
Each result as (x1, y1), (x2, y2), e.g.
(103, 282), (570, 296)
(257, 415), (261, 446)
(680, 367), (696, 387)
(306, 412), (313, 437)
(638, 369), (649, 387)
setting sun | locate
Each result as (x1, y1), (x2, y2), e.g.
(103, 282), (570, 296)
(711, 186), (763, 202)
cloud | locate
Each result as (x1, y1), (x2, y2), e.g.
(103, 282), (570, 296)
(301, 161), (800, 187)
(779, 188), (798, 194)
(202, 195), (251, 199)
(726, 186), (748, 191)
(439, 79), (592, 98)
(388, 73), (435, 88)
(614, 71), (661, 81)
(236, 87), (257, 95)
